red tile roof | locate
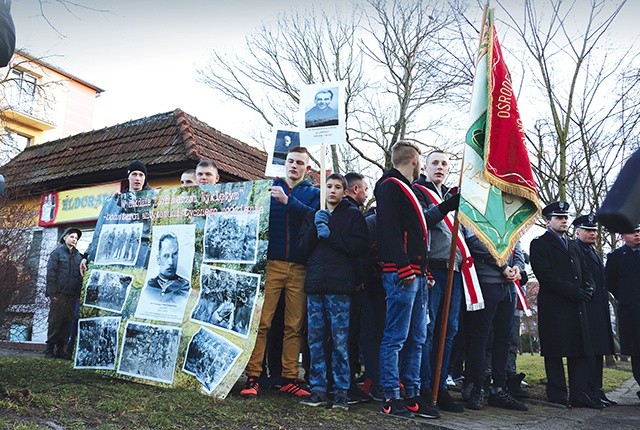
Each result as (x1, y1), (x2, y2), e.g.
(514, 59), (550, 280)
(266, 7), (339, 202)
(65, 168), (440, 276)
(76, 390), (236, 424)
(1, 109), (267, 195)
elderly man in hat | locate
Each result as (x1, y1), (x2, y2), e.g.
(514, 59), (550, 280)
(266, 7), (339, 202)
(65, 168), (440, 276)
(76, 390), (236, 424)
(45, 227), (84, 359)
(529, 202), (602, 408)
(573, 214), (616, 406)
(605, 224), (640, 402)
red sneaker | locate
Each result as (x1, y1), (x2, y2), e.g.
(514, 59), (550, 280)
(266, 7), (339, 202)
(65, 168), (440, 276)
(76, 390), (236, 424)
(240, 376), (260, 398)
(279, 379), (311, 397)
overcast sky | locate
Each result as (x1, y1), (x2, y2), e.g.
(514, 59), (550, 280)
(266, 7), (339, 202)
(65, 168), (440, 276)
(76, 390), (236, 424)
(11, 0), (640, 148)
(12, 0), (340, 142)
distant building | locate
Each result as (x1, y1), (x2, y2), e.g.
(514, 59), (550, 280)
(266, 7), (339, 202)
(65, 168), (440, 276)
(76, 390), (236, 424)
(0, 50), (104, 165)
(0, 109), (267, 344)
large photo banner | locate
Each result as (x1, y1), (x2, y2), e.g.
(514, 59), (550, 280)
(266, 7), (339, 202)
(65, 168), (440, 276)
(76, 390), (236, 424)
(74, 180), (271, 398)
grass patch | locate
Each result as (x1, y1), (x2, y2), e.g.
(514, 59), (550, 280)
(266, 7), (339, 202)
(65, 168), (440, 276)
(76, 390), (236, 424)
(0, 355), (632, 428)
(0, 357), (428, 430)
(516, 353), (632, 399)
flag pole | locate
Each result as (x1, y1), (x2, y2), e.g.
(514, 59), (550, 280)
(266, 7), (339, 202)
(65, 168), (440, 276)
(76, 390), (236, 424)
(320, 144), (326, 210)
(431, 2), (490, 407)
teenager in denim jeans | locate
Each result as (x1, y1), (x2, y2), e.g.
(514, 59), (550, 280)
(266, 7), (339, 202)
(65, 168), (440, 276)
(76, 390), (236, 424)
(297, 174), (369, 410)
(374, 141), (439, 419)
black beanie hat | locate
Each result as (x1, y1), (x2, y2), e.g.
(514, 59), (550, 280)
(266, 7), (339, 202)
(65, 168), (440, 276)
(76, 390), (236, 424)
(127, 160), (147, 176)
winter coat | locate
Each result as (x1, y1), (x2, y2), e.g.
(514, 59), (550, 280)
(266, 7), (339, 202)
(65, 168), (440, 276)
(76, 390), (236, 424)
(46, 244), (84, 298)
(575, 240), (615, 356)
(268, 177), (320, 263)
(530, 231), (594, 358)
(374, 168), (428, 279)
(605, 245), (640, 356)
(298, 199), (369, 295)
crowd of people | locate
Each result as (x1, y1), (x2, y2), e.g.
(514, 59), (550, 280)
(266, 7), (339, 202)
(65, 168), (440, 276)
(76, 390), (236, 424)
(43, 143), (639, 421)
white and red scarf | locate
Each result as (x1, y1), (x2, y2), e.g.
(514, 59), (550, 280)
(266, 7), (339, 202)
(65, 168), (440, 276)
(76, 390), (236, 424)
(413, 184), (485, 311)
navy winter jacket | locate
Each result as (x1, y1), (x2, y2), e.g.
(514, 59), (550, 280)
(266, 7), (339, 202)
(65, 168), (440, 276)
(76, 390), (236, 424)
(298, 199), (369, 295)
(267, 177), (320, 263)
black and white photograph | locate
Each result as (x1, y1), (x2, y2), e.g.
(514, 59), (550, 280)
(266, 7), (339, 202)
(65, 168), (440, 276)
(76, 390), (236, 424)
(95, 223), (143, 266)
(135, 224), (195, 324)
(117, 321), (181, 384)
(183, 326), (242, 395)
(203, 212), (259, 264)
(299, 81), (347, 147)
(74, 317), (121, 370)
(83, 269), (132, 313)
(273, 130), (300, 165)
(304, 87), (339, 129)
(190, 266), (260, 338)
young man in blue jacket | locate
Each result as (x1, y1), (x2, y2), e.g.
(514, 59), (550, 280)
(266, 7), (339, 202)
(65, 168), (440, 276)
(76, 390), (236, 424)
(241, 146), (320, 398)
(297, 173), (369, 409)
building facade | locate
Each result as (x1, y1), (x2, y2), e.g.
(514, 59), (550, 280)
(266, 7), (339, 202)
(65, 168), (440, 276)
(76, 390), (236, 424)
(0, 109), (267, 344)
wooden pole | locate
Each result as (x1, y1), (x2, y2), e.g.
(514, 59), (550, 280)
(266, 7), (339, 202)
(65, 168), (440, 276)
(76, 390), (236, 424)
(431, 4), (490, 406)
(320, 144), (326, 210)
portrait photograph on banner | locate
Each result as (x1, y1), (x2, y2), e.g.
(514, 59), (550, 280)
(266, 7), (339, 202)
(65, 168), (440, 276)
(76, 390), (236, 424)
(83, 269), (132, 314)
(299, 81), (346, 146)
(264, 127), (300, 178)
(203, 212), (259, 264)
(190, 266), (260, 338)
(135, 224), (196, 324)
(74, 317), (121, 370)
(94, 223), (144, 266)
(117, 321), (182, 384)
(183, 326), (242, 395)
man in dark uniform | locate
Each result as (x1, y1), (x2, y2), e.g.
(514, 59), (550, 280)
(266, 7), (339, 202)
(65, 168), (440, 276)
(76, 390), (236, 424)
(529, 201), (603, 409)
(605, 225), (640, 401)
(573, 214), (616, 406)
(145, 233), (190, 302)
(0, 0), (15, 68)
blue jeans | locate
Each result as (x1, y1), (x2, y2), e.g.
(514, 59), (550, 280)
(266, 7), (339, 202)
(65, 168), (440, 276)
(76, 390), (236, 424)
(307, 294), (351, 393)
(421, 269), (462, 390)
(379, 273), (428, 399)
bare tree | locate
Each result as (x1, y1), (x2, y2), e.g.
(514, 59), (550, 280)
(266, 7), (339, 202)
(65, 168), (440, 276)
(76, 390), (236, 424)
(197, 0), (471, 175)
(497, 0), (640, 254)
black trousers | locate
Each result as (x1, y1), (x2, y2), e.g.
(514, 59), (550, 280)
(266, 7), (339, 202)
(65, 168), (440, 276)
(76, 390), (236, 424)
(464, 283), (514, 388)
(544, 355), (596, 403)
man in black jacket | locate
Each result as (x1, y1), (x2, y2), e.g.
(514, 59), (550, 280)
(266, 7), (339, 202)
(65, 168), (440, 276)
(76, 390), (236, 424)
(46, 227), (84, 359)
(573, 214), (616, 406)
(530, 202), (602, 409)
(375, 141), (439, 419)
(605, 225), (640, 401)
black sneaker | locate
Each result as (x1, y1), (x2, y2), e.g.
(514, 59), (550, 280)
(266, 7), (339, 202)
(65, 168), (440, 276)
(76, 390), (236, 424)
(466, 387), (485, 410)
(488, 390), (529, 411)
(506, 373), (530, 398)
(381, 398), (413, 418)
(461, 381), (473, 401)
(300, 391), (327, 407)
(404, 396), (440, 419)
(437, 387), (465, 413)
(348, 386), (372, 404)
(332, 392), (349, 410)
(369, 384), (384, 402)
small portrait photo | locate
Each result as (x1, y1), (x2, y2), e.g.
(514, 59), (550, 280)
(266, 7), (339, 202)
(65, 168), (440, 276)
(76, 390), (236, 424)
(74, 317), (121, 370)
(183, 326), (242, 395)
(304, 87), (339, 129)
(190, 266), (260, 338)
(117, 321), (182, 384)
(95, 223), (143, 266)
(136, 224), (195, 324)
(272, 130), (300, 166)
(83, 269), (132, 313)
(203, 212), (259, 264)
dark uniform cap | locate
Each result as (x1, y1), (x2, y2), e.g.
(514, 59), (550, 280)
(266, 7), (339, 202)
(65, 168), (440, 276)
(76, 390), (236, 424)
(542, 201), (570, 218)
(572, 214), (598, 230)
(60, 227), (82, 244)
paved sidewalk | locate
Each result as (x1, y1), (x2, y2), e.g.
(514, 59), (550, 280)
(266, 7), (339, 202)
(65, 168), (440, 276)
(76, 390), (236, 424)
(414, 379), (640, 430)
